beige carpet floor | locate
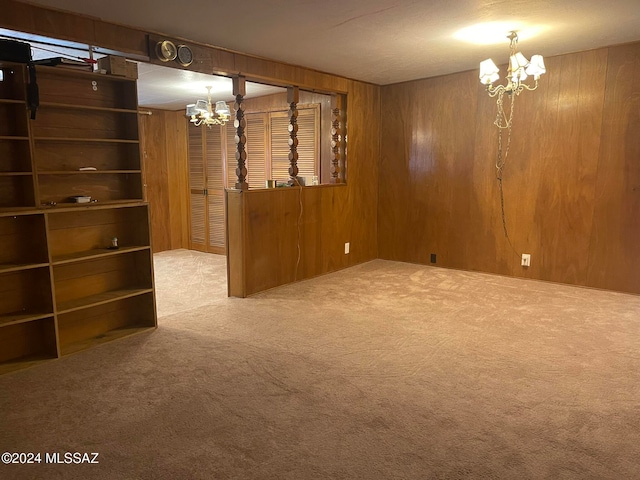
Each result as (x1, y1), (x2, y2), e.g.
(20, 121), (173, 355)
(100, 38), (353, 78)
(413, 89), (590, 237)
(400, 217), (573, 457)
(1, 249), (639, 479)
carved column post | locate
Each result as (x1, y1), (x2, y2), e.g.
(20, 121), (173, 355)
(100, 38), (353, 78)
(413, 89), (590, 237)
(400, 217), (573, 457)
(330, 94), (344, 184)
(232, 76), (248, 190)
(287, 86), (300, 185)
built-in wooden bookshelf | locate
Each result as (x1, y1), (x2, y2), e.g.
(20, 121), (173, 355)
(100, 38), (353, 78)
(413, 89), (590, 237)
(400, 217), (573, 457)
(0, 61), (156, 375)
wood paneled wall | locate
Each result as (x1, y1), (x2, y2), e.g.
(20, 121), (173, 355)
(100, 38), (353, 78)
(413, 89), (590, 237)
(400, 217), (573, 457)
(379, 42), (640, 295)
(139, 109), (188, 252)
(229, 81), (380, 296)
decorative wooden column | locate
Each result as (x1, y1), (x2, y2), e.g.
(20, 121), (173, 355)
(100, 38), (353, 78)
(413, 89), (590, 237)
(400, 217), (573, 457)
(287, 86), (299, 185)
(232, 76), (248, 190)
(330, 94), (344, 184)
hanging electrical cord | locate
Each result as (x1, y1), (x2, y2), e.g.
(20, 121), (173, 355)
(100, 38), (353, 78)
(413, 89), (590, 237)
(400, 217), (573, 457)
(292, 180), (304, 282)
(494, 90), (522, 258)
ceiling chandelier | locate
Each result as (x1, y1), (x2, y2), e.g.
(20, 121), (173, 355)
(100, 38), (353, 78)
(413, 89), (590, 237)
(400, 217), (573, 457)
(479, 31), (546, 248)
(186, 86), (231, 127)
(479, 31), (546, 129)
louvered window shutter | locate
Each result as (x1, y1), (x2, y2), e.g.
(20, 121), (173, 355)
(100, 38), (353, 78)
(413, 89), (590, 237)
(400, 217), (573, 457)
(245, 113), (268, 188)
(270, 112), (291, 182)
(296, 107), (319, 178)
(269, 106), (319, 182)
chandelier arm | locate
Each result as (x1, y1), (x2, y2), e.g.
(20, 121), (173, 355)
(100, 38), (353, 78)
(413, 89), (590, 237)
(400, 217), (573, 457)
(486, 85), (504, 98)
(520, 80), (539, 92)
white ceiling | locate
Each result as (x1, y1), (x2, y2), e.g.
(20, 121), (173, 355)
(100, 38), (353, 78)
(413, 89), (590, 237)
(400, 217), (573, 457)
(136, 63), (284, 110)
(16, 0), (640, 85)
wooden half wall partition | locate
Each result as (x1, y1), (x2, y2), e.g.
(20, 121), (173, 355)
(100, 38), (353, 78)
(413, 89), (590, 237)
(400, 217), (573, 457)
(379, 41), (640, 295)
(228, 80), (380, 297)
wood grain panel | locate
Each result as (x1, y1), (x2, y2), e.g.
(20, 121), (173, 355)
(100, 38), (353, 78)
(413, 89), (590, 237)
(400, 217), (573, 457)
(0, 103), (28, 136)
(32, 109), (138, 140)
(379, 44), (638, 294)
(34, 142), (140, 172)
(587, 43), (640, 293)
(37, 70), (137, 109)
(0, 318), (57, 363)
(139, 109), (171, 252)
(165, 111), (189, 250)
(0, 214), (48, 265)
(0, 0), (95, 45)
(0, 267), (53, 315)
(510, 50), (607, 284)
(52, 250), (152, 305)
(93, 20), (147, 57)
(57, 293), (154, 351)
(0, 139), (31, 172)
(37, 172), (143, 204)
(1, 1), (353, 96)
(226, 190), (245, 297)
(379, 72), (478, 269)
(47, 206), (149, 258)
(233, 53), (349, 93)
(0, 175), (34, 208)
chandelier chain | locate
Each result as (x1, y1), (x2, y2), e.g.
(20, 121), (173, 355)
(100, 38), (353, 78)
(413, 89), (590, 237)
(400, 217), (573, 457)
(495, 92), (521, 257)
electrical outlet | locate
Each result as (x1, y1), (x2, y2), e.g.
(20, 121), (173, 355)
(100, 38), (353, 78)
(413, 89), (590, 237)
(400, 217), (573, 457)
(344, 242), (350, 254)
(521, 254), (531, 267)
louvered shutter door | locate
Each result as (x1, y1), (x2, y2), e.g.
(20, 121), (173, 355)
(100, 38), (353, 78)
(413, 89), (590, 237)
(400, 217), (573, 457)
(188, 123), (206, 246)
(205, 128), (225, 248)
(207, 194), (225, 248)
(206, 127), (223, 191)
(189, 123), (205, 190)
(245, 113), (268, 188)
(189, 195), (206, 245)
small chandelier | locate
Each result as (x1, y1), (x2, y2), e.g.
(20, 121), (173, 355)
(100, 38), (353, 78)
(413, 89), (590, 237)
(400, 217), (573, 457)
(186, 86), (231, 127)
(479, 31), (546, 129)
